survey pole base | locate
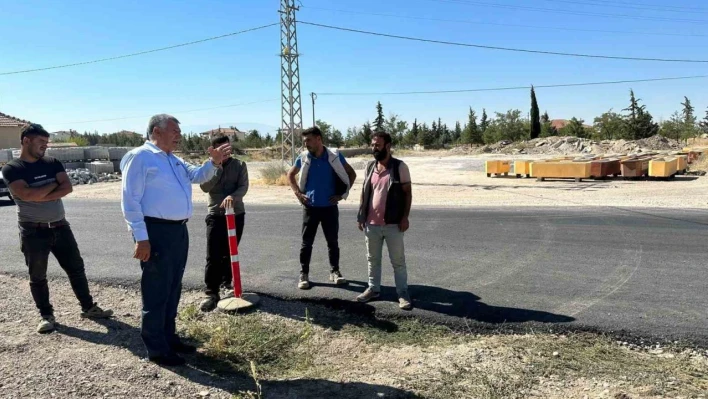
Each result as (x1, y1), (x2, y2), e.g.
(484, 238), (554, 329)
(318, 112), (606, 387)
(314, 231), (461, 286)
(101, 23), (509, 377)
(217, 293), (260, 313)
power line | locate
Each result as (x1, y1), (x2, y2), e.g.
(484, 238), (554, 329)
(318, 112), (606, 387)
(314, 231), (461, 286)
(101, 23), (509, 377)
(551, 0), (708, 13)
(421, 0), (708, 24)
(537, 0), (708, 14)
(315, 75), (708, 96)
(302, 5), (708, 38)
(53, 99), (279, 125)
(0, 23), (279, 76)
(299, 21), (708, 63)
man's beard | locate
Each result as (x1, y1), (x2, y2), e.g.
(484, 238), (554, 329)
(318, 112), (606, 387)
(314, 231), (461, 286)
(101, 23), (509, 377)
(373, 148), (388, 161)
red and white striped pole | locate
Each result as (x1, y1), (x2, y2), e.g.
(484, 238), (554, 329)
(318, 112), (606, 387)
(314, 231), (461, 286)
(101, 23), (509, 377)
(225, 207), (243, 298)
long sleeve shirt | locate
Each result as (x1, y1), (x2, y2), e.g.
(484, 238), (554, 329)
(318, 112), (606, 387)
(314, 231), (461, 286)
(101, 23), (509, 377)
(120, 141), (217, 241)
(199, 157), (249, 216)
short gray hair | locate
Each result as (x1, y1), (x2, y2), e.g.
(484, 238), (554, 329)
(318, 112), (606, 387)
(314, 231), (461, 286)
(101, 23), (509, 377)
(146, 114), (180, 138)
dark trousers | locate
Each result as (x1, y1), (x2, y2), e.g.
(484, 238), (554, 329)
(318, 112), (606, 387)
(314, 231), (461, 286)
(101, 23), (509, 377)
(205, 213), (245, 297)
(140, 221), (189, 359)
(19, 224), (94, 317)
(300, 205), (340, 274)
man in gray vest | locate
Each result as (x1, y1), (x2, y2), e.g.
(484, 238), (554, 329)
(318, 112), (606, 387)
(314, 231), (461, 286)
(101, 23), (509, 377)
(355, 130), (413, 310)
(287, 126), (357, 290)
(198, 134), (249, 312)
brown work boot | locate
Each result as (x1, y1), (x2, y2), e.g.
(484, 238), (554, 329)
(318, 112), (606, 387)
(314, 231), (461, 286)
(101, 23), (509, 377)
(356, 288), (380, 303)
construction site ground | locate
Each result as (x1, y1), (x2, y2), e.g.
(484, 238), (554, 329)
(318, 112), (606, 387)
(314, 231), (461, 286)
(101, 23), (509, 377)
(69, 153), (708, 210)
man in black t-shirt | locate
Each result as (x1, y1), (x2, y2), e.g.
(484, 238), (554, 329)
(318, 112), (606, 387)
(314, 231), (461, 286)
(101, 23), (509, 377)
(1, 124), (113, 334)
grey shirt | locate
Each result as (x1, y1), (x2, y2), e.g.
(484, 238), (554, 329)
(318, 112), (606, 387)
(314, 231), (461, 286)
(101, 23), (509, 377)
(1, 157), (66, 223)
(199, 157), (249, 216)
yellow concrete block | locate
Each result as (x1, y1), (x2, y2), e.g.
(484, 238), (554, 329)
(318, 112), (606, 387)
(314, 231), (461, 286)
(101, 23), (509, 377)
(675, 155), (688, 173)
(648, 158), (678, 177)
(485, 160), (511, 176)
(514, 160), (532, 177)
(531, 161), (592, 181)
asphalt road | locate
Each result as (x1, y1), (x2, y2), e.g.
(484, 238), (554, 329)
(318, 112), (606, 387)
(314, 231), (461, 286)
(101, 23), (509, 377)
(1, 198), (706, 345)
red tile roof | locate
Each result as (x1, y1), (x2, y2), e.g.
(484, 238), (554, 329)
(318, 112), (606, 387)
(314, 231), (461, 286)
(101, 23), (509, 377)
(0, 112), (31, 127)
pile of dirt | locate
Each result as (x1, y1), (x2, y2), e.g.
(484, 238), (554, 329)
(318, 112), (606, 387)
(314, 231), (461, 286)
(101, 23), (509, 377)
(471, 135), (682, 156)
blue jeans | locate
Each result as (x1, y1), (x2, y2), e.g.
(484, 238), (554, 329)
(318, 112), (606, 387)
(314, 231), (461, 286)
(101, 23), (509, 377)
(140, 221), (189, 358)
(364, 224), (409, 297)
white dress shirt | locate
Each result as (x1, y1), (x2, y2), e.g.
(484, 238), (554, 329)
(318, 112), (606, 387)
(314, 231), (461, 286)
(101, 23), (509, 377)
(120, 141), (217, 241)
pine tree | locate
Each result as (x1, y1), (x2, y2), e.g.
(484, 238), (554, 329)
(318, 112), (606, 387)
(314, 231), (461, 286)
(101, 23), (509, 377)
(405, 118), (419, 145)
(700, 107), (708, 134)
(530, 86), (541, 139)
(681, 96), (697, 140)
(374, 102), (385, 132)
(361, 122), (373, 145)
(453, 121), (462, 143)
(623, 90), (658, 140)
(480, 109), (490, 134)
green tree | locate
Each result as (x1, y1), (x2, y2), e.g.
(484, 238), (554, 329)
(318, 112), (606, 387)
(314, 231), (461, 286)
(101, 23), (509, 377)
(243, 130), (263, 148)
(345, 126), (361, 147)
(659, 112), (683, 141)
(374, 102), (385, 132)
(404, 119), (419, 146)
(559, 117), (589, 138)
(480, 109), (490, 135)
(540, 111), (557, 137)
(329, 129), (344, 148)
(462, 108), (482, 144)
(418, 123), (434, 146)
(623, 90), (659, 140)
(453, 121), (462, 143)
(680, 96), (698, 141)
(315, 119), (333, 144)
(384, 113), (408, 146)
(593, 110), (627, 140)
(361, 122), (373, 145)
(264, 133), (274, 147)
(530, 86), (541, 139)
(484, 110), (527, 144)
(700, 107), (708, 135)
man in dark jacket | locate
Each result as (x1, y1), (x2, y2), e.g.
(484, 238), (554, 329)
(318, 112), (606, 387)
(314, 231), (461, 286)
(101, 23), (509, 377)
(355, 131), (413, 310)
(198, 135), (249, 311)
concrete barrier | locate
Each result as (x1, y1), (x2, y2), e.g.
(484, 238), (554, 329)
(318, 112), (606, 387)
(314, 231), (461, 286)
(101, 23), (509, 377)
(108, 147), (131, 161)
(620, 158), (650, 178)
(46, 147), (86, 161)
(648, 158), (677, 178)
(86, 161), (114, 174)
(84, 147), (110, 160)
(514, 160), (532, 178)
(589, 159), (621, 179)
(531, 161), (592, 182)
(485, 160), (511, 177)
(0, 149), (11, 163)
(63, 162), (85, 170)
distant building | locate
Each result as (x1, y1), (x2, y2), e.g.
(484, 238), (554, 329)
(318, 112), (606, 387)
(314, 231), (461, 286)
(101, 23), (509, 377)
(199, 126), (246, 142)
(0, 112), (31, 149)
(50, 130), (74, 141)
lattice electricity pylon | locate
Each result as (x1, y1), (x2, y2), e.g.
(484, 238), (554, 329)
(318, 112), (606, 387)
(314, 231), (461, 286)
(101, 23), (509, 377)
(279, 0), (304, 166)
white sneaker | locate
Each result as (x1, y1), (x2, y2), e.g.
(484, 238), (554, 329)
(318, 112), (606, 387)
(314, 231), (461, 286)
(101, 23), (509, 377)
(298, 273), (311, 290)
(37, 316), (56, 334)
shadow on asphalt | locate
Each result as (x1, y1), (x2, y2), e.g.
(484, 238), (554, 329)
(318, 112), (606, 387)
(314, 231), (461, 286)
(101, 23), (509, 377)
(290, 281), (574, 332)
(57, 317), (419, 398)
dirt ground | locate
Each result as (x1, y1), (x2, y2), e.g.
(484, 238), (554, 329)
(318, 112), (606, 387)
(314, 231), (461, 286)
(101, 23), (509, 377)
(69, 154), (708, 209)
(1, 274), (706, 399)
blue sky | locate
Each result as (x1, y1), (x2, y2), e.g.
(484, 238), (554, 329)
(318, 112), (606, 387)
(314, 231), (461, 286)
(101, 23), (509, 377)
(1, 0), (707, 136)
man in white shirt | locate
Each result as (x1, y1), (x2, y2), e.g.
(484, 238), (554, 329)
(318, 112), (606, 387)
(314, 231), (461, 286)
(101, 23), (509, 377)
(120, 114), (230, 367)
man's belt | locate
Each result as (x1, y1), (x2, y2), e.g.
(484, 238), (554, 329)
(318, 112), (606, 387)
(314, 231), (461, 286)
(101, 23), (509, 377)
(19, 219), (69, 229)
(144, 216), (188, 225)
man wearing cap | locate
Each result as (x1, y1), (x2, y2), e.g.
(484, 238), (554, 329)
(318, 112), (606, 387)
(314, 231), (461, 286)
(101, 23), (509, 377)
(120, 114), (231, 367)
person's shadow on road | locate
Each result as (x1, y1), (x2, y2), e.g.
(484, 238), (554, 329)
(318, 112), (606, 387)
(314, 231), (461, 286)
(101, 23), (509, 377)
(58, 317), (420, 398)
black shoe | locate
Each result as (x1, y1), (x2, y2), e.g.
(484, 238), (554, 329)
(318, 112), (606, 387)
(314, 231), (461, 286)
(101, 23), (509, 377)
(200, 295), (219, 312)
(170, 342), (197, 354)
(148, 354), (186, 367)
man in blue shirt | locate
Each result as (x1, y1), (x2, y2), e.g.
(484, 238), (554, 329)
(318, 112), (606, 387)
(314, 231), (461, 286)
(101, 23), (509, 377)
(287, 127), (357, 290)
(120, 114), (231, 367)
